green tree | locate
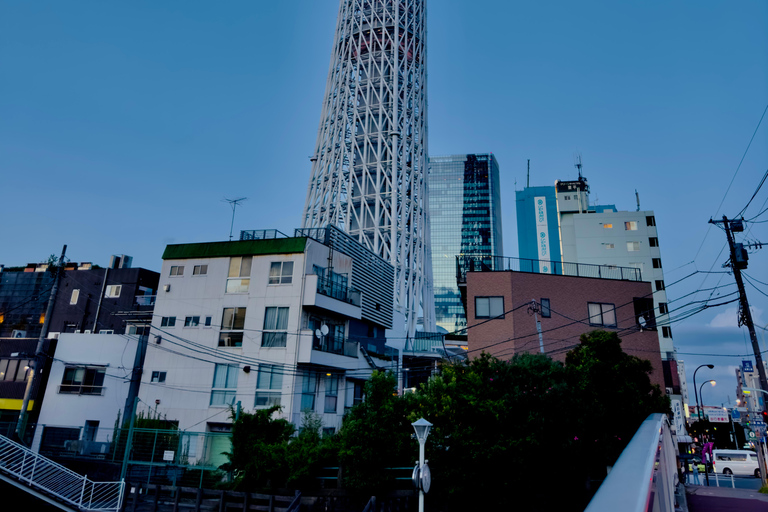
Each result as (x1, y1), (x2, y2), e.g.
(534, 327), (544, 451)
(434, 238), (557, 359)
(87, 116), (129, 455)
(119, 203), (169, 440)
(225, 405), (295, 491)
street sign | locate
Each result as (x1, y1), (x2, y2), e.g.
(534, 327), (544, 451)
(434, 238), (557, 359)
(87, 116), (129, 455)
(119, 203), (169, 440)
(743, 360), (754, 372)
(732, 408), (741, 419)
(749, 432), (756, 439)
(753, 421), (766, 428)
(706, 409), (729, 423)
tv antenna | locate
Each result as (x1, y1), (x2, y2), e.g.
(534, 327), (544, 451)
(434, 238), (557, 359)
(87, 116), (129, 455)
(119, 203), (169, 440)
(223, 197), (248, 241)
(574, 153), (583, 179)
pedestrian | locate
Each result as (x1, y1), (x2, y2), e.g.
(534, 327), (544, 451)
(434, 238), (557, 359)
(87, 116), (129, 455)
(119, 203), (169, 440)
(692, 462), (700, 485)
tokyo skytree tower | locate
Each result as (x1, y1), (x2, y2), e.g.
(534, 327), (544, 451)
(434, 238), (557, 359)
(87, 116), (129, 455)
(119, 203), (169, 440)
(302, 0), (434, 335)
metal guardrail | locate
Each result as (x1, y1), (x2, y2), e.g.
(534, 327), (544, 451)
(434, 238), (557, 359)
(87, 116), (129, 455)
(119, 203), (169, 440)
(0, 433), (124, 511)
(314, 336), (358, 357)
(316, 275), (362, 306)
(239, 229), (288, 240)
(584, 413), (678, 512)
(456, 255), (643, 283)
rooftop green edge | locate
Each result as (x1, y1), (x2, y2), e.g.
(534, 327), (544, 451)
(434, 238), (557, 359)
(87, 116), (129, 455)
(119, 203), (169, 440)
(162, 238), (308, 260)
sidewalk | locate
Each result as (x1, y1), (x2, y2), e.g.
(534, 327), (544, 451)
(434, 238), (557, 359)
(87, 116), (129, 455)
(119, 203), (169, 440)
(686, 484), (768, 512)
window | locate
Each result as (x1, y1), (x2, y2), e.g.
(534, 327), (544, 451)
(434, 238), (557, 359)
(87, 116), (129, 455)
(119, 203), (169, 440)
(603, 223), (613, 229)
(60, 366), (106, 395)
(655, 280), (665, 291)
(646, 215), (656, 227)
(652, 258), (662, 269)
(662, 326), (673, 338)
(193, 265), (208, 276)
(627, 241), (640, 252)
(540, 298), (551, 318)
(301, 372), (318, 411)
(70, 289), (80, 305)
(658, 302), (668, 315)
(105, 285), (122, 298)
(99, 329), (114, 334)
(151, 371), (167, 383)
(625, 221), (638, 231)
(325, 374), (340, 413)
(475, 297), (504, 319)
(226, 256), (252, 293)
(269, 261), (294, 285)
(219, 308), (246, 347)
(604, 243), (615, 250)
(210, 364), (238, 406)
(262, 307), (289, 347)
(170, 265), (184, 276)
(588, 303), (617, 327)
(0, 359), (31, 382)
(649, 237), (659, 247)
(255, 364), (283, 407)
(353, 381), (364, 406)
(184, 316), (200, 327)
(204, 316), (212, 327)
(161, 316), (176, 327)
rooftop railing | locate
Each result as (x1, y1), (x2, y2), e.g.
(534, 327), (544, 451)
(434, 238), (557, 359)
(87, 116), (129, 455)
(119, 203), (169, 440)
(313, 336), (358, 358)
(456, 255), (642, 283)
(239, 229), (289, 241)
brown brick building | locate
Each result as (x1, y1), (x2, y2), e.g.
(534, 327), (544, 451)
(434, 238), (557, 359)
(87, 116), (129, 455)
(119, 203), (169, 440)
(460, 261), (665, 390)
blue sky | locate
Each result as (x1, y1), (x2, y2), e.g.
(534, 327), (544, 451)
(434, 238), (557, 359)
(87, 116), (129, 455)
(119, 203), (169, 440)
(1, 1), (766, 407)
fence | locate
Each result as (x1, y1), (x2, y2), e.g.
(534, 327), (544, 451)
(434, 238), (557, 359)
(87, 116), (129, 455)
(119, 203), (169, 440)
(456, 255), (643, 283)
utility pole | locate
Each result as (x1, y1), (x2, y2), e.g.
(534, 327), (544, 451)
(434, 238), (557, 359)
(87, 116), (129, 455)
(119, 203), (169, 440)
(15, 245), (67, 442)
(710, 215), (767, 485)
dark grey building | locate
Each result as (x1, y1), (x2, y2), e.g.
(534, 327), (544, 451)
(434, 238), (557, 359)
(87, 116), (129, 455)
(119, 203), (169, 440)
(427, 154), (504, 333)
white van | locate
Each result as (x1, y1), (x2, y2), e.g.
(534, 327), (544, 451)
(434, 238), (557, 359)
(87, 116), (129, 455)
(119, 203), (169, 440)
(712, 449), (761, 477)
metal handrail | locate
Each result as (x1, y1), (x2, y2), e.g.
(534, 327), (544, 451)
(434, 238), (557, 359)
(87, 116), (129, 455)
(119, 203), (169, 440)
(585, 414), (678, 512)
(456, 254), (643, 282)
(0, 434), (124, 511)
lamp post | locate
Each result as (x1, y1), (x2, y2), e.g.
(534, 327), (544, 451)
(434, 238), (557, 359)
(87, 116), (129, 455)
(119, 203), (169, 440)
(693, 364), (714, 421)
(698, 380), (716, 419)
(412, 418), (432, 512)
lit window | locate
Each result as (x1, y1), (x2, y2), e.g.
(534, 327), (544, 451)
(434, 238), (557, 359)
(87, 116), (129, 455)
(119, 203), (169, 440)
(269, 262), (294, 285)
(210, 364), (238, 406)
(262, 307), (289, 347)
(60, 366), (105, 395)
(475, 297), (504, 319)
(603, 224), (613, 229)
(170, 266), (184, 276)
(627, 242), (640, 252)
(160, 316), (176, 327)
(219, 308), (246, 347)
(588, 303), (617, 327)
(625, 221), (638, 231)
(151, 371), (167, 383)
(0, 359), (32, 382)
(70, 289), (80, 305)
(226, 257), (252, 293)
(255, 364), (283, 407)
(184, 316), (200, 327)
(105, 285), (122, 298)
(193, 265), (208, 276)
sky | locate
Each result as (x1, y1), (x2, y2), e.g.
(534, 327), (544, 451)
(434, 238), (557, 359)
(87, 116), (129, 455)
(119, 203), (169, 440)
(1, 1), (767, 408)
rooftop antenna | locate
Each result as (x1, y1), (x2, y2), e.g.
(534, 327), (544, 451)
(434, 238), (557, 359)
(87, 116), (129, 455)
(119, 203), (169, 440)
(635, 189), (641, 211)
(223, 197), (248, 241)
(574, 153), (583, 179)
(526, 159), (530, 188)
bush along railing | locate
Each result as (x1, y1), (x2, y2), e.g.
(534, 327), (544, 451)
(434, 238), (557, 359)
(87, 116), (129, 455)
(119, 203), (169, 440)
(0, 434), (124, 512)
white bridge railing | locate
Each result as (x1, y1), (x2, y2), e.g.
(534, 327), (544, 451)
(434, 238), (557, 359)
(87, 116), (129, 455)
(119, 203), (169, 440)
(0, 434), (124, 511)
(585, 413), (678, 512)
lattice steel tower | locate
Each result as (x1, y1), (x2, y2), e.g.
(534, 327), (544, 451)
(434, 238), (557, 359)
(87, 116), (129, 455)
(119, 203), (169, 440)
(302, 0), (433, 335)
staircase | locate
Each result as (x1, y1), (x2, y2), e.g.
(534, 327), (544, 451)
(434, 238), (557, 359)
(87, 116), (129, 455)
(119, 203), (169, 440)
(0, 434), (124, 511)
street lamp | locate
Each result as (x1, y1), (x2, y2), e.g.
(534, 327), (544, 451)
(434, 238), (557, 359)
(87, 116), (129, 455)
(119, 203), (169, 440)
(693, 364), (715, 421)
(698, 380), (716, 419)
(411, 418), (432, 512)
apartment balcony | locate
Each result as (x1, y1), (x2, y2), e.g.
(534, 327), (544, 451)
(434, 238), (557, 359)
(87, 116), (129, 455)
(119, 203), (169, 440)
(135, 295), (156, 306)
(456, 255), (643, 284)
(303, 274), (362, 320)
(296, 330), (361, 370)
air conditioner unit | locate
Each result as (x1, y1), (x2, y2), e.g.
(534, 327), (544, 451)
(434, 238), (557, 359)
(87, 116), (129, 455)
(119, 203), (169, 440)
(84, 330), (91, 334)
(12, 330), (27, 338)
(155, 336), (162, 344)
(163, 284), (171, 292)
(665, 387), (673, 395)
(47, 332), (60, 339)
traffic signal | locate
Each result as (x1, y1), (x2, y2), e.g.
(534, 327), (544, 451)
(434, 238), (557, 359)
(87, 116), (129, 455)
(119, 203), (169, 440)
(762, 410), (768, 422)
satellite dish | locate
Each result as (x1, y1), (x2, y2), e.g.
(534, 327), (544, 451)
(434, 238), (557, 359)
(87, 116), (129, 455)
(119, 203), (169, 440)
(320, 325), (329, 336)
(638, 316), (647, 329)
(315, 329), (322, 338)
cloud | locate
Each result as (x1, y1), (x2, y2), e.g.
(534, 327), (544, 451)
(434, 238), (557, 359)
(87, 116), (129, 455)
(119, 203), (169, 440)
(707, 306), (764, 328)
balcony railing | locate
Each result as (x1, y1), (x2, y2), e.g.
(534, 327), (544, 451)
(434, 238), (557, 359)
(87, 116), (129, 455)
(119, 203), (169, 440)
(313, 336), (358, 358)
(316, 275), (362, 306)
(456, 255), (642, 283)
(134, 295), (156, 306)
(59, 385), (106, 396)
(239, 229), (288, 241)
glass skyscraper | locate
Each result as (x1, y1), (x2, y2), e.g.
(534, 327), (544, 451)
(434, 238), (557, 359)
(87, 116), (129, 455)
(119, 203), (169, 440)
(428, 154), (503, 333)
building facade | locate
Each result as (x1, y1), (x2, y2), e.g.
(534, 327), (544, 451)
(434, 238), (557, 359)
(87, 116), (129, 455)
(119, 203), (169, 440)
(458, 256), (665, 390)
(302, 0), (432, 336)
(139, 228), (395, 434)
(428, 154), (503, 333)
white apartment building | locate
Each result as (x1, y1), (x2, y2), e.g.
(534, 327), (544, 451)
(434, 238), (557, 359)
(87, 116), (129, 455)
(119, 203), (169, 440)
(139, 228), (395, 435)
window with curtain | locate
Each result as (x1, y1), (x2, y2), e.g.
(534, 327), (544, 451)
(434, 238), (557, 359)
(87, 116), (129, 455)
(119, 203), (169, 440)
(268, 261), (294, 284)
(588, 303), (617, 327)
(255, 364), (283, 407)
(262, 307), (289, 347)
(226, 256), (252, 293)
(475, 296), (504, 319)
(210, 364), (238, 406)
